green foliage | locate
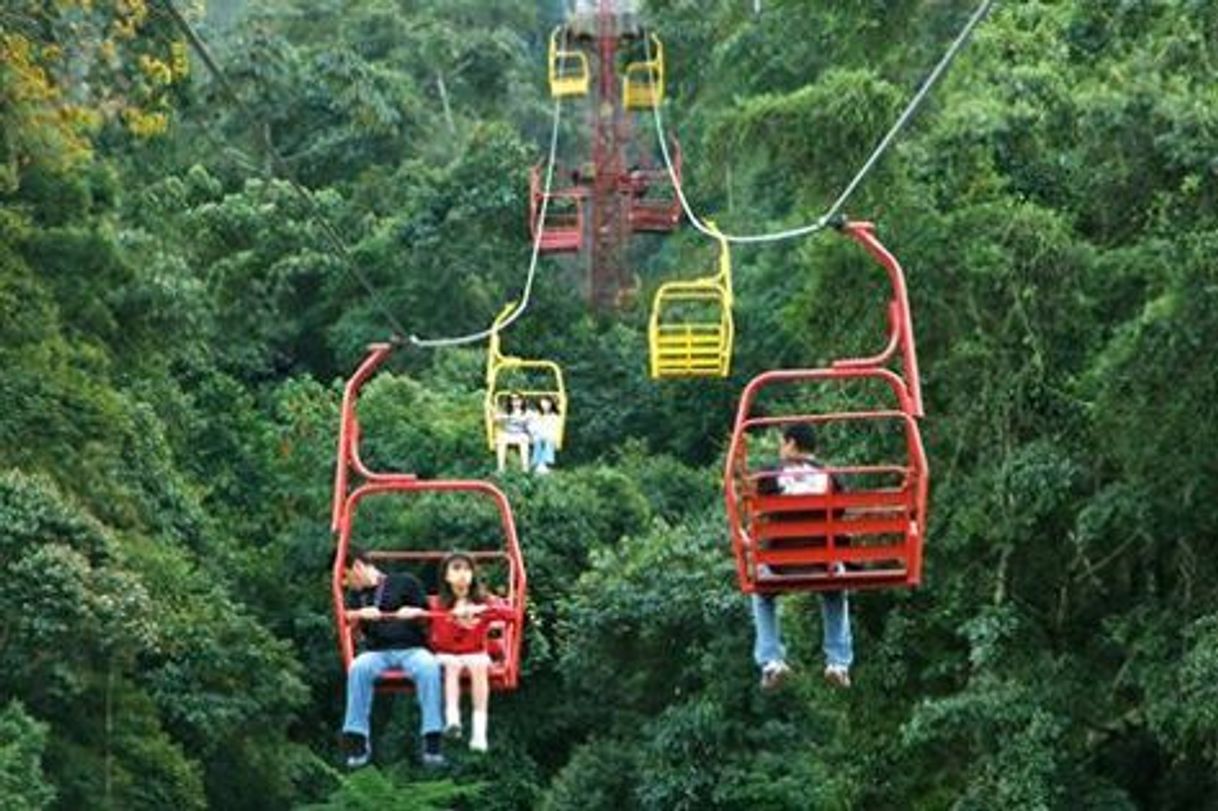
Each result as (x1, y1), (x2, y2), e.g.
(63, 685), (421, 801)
(3, 0), (1218, 807)
(0, 702), (55, 811)
(298, 768), (482, 811)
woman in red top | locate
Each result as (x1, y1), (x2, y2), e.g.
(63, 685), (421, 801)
(431, 552), (510, 751)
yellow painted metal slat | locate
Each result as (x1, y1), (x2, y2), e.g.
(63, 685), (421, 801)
(648, 223), (734, 379)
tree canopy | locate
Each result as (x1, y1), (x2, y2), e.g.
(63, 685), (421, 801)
(2, 0), (1216, 808)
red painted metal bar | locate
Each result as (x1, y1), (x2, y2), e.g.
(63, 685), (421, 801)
(740, 409), (913, 429)
(755, 545), (913, 565)
(332, 480), (528, 692)
(331, 343), (394, 532)
(752, 488), (913, 511)
(530, 164), (586, 253)
(627, 137), (682, 232)
(724, 366), (929, 593)
(756, 514), (911, 540)
(330, 343), (528, 691)
(731, 368), (916, 427)
(588, 0), (633, 307)
(365, 550), (508, 562)
(833, 222), (924, 417)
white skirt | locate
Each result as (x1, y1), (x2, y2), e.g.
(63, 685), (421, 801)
(436, 652), (492, 669)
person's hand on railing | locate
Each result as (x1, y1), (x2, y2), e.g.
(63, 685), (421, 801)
(347, 606), (427, 622)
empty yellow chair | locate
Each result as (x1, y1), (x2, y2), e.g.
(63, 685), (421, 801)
(485, 303), (568, 453)
(549, 27), (590, 99)
(649, 224), (733, 378)
(623, 33), (664, 110)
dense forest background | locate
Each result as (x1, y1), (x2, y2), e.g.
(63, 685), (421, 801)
(2, 0), (1217, 808)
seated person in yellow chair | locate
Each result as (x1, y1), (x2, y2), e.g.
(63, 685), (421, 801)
(494, 392), (531, 473)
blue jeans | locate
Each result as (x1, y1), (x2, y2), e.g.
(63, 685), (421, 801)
(751, 591), (853, 669)
(342, 648), (443, 740)
(531, 438), (556, 468)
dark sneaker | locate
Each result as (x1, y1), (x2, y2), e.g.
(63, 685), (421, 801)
(760, 660), (792, 691)
(824, 664), (852, 689)
(444, 723), (463, 740)
(341, 732), (370, 769)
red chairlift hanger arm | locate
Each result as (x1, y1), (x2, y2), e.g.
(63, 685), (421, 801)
(833, 222), (924, 418)
(331, 342), (410, 533)
(329, 342), (529, 688)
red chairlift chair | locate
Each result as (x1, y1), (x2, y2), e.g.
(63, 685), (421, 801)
(331, 343), (527, 692)
(626, 138), (683, 233)
(723, 221), (929, 594)
(529, 164), (586, 253)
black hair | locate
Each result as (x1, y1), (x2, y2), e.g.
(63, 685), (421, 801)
(438, 551), (487, 608)
(782, 423), (817, 454)
(333, 544), (372, 571)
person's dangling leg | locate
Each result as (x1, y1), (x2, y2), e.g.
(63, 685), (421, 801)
(341, 650), (392, 766)
(495, 434), (508, 472)
(442, 659), (462, 736)
(751, 594), (784, 667)
(751, 594), (790, 690)
(342, 651), (392, 739)
(399, 649), (446, 766)
(468, 656), (491, 751)
(820, 590), (853, 687)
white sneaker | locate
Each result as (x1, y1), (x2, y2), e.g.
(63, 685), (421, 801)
(824, 664), (851, 689)
(469, 736), (488, 752)
(534, 463), (550, 475)
(760, 660), (791, 691)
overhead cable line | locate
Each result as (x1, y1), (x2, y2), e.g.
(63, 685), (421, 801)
(156, 0), (414, 338)
(407, 94), (564, 348)
(160, 0), (568, 349)
(407, 24), (579, 347)
(648, 0), (998, 245)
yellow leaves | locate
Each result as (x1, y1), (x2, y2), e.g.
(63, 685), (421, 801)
(111, 0), (148, 41)
(2, 33), (91, 164)
(122, 107), (169, 138)
(1, 34), (58, 105)
(136, 42), (190, 85)
(111, 16), (138, 40)
(115, 0), (149, 27)
(61, 105), (104, 131)
(171, 41), (190, 79)
(2, 33), (94, 168)
(138, 54), (174, 85)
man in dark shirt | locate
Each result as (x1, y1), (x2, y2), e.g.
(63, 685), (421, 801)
(750, 424), (853, 691)
(339, 546), (445, 769)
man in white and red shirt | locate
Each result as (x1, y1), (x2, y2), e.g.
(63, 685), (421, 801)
(751, 424), (854, 691)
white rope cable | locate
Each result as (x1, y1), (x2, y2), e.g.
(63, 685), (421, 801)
(647, 0), (998, 245)
(408, 93), (563, 347)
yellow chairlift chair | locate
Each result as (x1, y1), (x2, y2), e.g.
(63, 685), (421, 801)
(549, 27), (590, 99)
(623, 33), (664, 109)
(648, 223), (734, 379)
(484, 302), (568, 453)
